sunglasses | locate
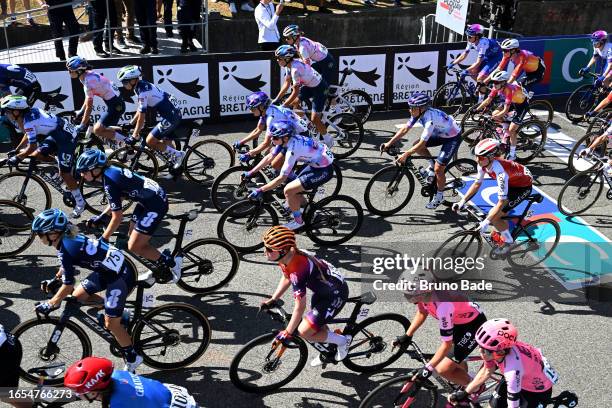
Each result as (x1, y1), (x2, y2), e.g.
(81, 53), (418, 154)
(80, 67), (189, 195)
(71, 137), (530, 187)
(480, 347), (496, 356)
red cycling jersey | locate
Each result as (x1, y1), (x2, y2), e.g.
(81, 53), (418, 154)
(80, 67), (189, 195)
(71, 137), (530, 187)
(489, 83), (527, 105)
(477, 159), (533, 199)
(498, 49), (541, 79)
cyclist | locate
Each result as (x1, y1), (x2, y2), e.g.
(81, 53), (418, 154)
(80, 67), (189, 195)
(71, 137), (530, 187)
(116, 65), (185, 169)
(274, 45), (334, 148)
(475, 70), (528, 161)
(381, 93), (462, 209)
(448, 319), (557, 408)
(67, 56), (128, 146)
(260, 226), (350, 366)
(586, 79), (612, 117)
(489, 39), (546, 92)
(1, 95), (86, 217)
(282, 25), (336, 86)
(448, 24), (503, 102)
(245, 120), (334, 230)
(579, 118), (612, 179)
(31, 208), (143, 372)
(395, 274), (487, 389)
(64, 356), (198, 407)
(0, 323), (27, 408)
(579, 30), (611, 88)
(0, 63), (41, 106)
(452, 138), (533, 254)
(76, 149), (182, 284)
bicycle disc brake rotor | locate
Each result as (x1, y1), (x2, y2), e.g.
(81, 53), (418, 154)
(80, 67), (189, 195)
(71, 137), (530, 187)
(365, 335), (387, 355)
(39, 345), (60, 361)
(13, 194), (28, 205)
(262, 356), (282, 373)
(162, 330), (181, 347)
(201, 157), (216, 171)
(607, 190), (612, 200)
(233, 184), (249, 200)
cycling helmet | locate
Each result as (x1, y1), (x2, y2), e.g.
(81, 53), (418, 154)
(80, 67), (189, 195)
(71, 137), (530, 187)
(263, 225), (296, 252)
(283, 24), (301, 38)
(117, 65), (142, 82)
(66, 56), (89, 72)
(407, 92), (431, 108)
(402, 273), (434, 302)
(64, 357), (114, 395)
(0, 95), (29, 110)
(31, 208), (69, 234)
(275, 45), (298, 60)
(490, 70), (511, 83)
(76, 149), (107, 173)
(269, 121), (295, 139)
(500, 38), (520, 50)
(465, 24), (484, 37)
(474, 138), (500, 157)
(246, 91), (270, 109)
(591, 30), (608, 43)
(475, 318), (518, 351)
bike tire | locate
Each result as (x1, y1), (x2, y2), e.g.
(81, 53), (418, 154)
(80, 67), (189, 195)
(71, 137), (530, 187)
(460, 104), (486, 133)
(358, 373), (438, 408)
(184, 139), (235, 185)
(557, 170), (604, 216)
(338, 89), (373, 125)
(12, 317), (92, 385)
(177, 238), (240, 294)
(508, 218), (561, 268)
(229, 331), (308, 393)
(441, 159), (478, 207)
(133, 303), (211, 370)
(210, 166), (267, 213)
(0, 199), (35, 258)
(342, 313), (411, 373)
(304, 194), (363, 246)
(327, 112), (364, 159)
(364, 165), (415, 216)
(526, 99), (554, 127)
(433, 82), (466, 116)
(432, 231), (483, 280)
(586, 109), (612, 134)
(0, 172), (52, 215)
(567, 132), (608, 175)
(515, 119), (547, 164)
(107, 146), (159, 179)
(565, 84), (597, 122)
(217, 199), (279, 252)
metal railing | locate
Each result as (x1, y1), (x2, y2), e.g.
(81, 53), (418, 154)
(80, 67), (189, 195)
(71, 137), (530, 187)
(419, 13), (523, 45)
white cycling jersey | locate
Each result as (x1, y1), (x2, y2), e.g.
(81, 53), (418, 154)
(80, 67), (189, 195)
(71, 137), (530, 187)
(260, 104), (308, 134)
(406, 108), (461, 141)
(298, 37), (328, 64)
(290, 60), (322, 88)
(81, 71), (119, 101)
(23, 108), (74, 144)
(274, 135), (333, 177)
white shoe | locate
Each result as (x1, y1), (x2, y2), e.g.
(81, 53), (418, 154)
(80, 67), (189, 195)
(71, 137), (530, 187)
(171, 256), (183, 283)
(229, 2), (238, 14)
(310, 354), (324, 367)
(283, 219), (305, 230)
(172, 150), (186, 170)
(323, 134), (334, 148)
(71, 203), (85, 218)
(123, 354), (143, 373)
(240, 2), (254, 11)
(506, 153), (516, 161)
(335, 335), (352, 362)
(426, 195), (444, 210)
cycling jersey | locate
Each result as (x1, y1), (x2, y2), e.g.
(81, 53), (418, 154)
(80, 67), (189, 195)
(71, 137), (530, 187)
(134, 80), (180, 119)
(465, 38), (502, 60)
(109, 370), (197, 408)
(417, 300), (483, 341)
(477, 159), (533, 199)
(297, 37), (328, 64)
(280, 251), (344, 299)
(103, 166), (167, 212)
(22, 108), (76, 145)
(290, 59), (322, 88)
(0, 63), (38, 91)
(407, 108), (461, 141)
(81, 71), (120, 101)
(489, 83), (527, 105)
(259, 104), (308, 134)
(593, 43), (612, 64)
(498, 50), (542, 77)
(274, 135), (334, 177)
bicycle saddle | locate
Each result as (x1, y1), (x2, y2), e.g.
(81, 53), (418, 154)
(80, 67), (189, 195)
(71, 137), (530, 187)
(347, 291), (377, 305)
(167, 209), (198, 222)
(27, 362), (65, 378)
(527, 193), (543, 203)
(137, 271), (156, 288)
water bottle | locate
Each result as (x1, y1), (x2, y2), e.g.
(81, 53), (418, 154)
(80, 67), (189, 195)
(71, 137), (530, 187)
(426, 169), (435, 184)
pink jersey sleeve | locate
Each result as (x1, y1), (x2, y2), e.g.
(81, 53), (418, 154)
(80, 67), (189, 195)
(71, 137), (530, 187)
(435, 302), (455, 341)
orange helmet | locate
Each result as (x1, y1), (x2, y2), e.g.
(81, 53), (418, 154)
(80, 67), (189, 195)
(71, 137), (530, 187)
(262, 225), (296, 251)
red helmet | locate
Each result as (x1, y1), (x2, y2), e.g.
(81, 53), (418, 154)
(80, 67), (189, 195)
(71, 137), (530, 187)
(64, 357), (114, 395)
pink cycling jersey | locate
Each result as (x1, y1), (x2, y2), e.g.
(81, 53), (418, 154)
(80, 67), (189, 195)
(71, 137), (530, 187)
(290, 59), (322, 88)
(417, 300), (482, 341)
(81, 71), (119, 101)
(298, 37), (328, 65)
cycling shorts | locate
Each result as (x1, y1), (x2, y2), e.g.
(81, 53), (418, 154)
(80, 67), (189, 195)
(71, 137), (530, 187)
(447, 312), (487, 363)
(38, 131), (77, 173)
(150, 113), (182, 140)
(510, 101), (529, 125)
(82, 266), (136, 318)
(502, 186), (532, 212)
(312, 54), (337, 86)
(521, 60), (545, 92)
(130, 197), (168, 236)
(299, 80), (329, 113)
(425, 134), (462, 166)
(489, 379), (553, 408)
(99, 95), (125, 127)
(15, 81), (41, 106)
(305, 281), (349, 331)
(0, 333), (22, 387)
(478, 55), (502, 77)
(297, 164), (333, 191)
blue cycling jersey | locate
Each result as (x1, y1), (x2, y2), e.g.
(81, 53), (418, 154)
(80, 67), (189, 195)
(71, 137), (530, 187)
(109, 371), (197, 408)
(23, 108), (76, 145)
(103, 166), (166, 212)
(134, 80), (181, 122)
(465, 38), (502, 60)
(0, 64), (38, 91)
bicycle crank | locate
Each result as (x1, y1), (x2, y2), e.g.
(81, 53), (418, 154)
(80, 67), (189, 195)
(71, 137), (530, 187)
(607, 190), (612, 200)
(39, 345), (60, 362)
(201, 157), (216, 170)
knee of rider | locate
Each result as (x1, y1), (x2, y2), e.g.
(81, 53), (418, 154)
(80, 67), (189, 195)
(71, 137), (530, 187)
(93, 122), (103, 134)
(127, 238), (141, 253)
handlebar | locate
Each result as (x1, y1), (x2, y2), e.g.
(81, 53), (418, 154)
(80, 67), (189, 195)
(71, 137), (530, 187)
(259, 299), (290, 323)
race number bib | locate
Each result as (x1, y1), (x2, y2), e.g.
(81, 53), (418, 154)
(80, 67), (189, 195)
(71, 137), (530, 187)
(102, 246), (125, 273)
(62, 119), (77, 138)
(165, 383), (197, 408)
(143, 177), (161, 192)
(540, 354), (559, 384)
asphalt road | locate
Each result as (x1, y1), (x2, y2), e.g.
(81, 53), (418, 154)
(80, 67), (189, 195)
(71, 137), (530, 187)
(1, 109), (610, 408)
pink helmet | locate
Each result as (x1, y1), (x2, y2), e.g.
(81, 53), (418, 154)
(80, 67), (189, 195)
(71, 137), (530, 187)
(475, 318), (518, 351)
(591, 30), (608, 42)
(465, 24), (485, 37)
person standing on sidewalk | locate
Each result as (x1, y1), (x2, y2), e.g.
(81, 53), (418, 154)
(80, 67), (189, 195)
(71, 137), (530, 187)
(254, 0), (283, 51)
(9, 0), (36, 25)
(135, 0), (158, 54)
(177, 0), (201, 53)
(39, 0), (80, 61)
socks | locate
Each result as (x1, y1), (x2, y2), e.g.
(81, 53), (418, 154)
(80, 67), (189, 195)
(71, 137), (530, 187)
(325, 331), (347, 346)
(435, 191), (443, 200)
(71, 189), (85, 206)
(158, 250), (176, 268)
(500, 229), (514, 244)
(165, 145), (179, 156)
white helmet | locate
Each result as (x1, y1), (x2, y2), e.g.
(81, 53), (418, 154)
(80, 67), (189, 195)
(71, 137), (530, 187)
(491, 70), (511, 83)
(474, 138), (500, 157)
(117, 65), (142, 82)
(500, 38), (520, 50)
(0, 95), (29, 110)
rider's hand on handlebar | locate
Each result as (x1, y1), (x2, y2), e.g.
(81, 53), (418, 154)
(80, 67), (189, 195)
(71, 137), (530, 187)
(379, 143), (389, 154)
(579, 148), (592, 158)
(412, 366), (434, 384)
(452, 200), (465, 213)
(232, 140), (243, 150)
(445, 63), (455, 70)
(248, 188), (263, 200)
(578, 67), (589, 76)
(239, 152), (251, 163)
(274, 329), (293, 346)
(74, 123), (86, 134)
(241, 171), (252, 181)
(86, 214), (110, 229)
(124, 136), (138, 146)
(259, 298), (278, 312)
(35, 301), (59, 315)
(6, 149), (17, 157)
(7, 155), (21, 166)
(392, 334), (412, 349)
(448, 390), (469, 405)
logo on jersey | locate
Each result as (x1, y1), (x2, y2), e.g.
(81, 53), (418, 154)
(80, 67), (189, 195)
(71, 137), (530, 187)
(221, 64), (267, 92)
(396, 56), (435, 83)
(157, 68), (205, 99)
(340, 58), (381, 87)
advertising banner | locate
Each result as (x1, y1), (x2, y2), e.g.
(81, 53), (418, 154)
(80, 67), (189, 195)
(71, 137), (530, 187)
(153, 63), (210, 118)
(218, 60), (271, 116)
(392, 51), (439, 104)
(338, 54), (386, 106)
(435, 0), (469, 35)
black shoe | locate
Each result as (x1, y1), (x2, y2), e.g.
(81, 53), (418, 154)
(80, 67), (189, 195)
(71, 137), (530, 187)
(151, 47), (159, 55)
(95, 49), (109, 58)
(166, 30), (174, 38)
(188, 42), (198, 52)
(127, 36), (143, 45)
(104, 45), (122, 54)
(140, 46), (151, 54)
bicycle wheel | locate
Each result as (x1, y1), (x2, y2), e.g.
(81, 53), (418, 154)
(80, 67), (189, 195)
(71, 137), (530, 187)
(210, 166), (267, 213)
(108, 147), (159, 179)
(516, 119), (547, 163)
(338, 89), (373, 125)
(460, 105), (486, 133)
(526, 99), (554, 127)
(586, 109), (612, 134)
(461, 126), (493, 146)
(433, 231), (483, 280)
(557, 170), (604, 216)
(80, 180), (133, 216)
(305, 194), (363, 246)
(433, 82), (466, 116)
(133, 303), (211, 370)
(358, 374), (438, 408)
(0, 172), (51, 215)
(327, 112), (364, 159)
(508, 218), (560, 268)
(567, 132), (609, 174)
(565, 84), (597, 122)
(12, 317), (92, 385)
(217, 200), (279, 252)
(184, 139), (235, 185)
(229, 332), (308, 393)
(177, 238), (240, 294)
(0, 199), (35, 258)
(364, 166), (415, 216)
(342, 313), (410, 373)
(441, 159), (478, 206)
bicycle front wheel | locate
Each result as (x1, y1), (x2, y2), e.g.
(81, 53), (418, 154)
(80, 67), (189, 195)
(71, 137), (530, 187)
(305, 194), (363, 246)
(338, 89), (373, 125)
(526, 99), (554, 127)
(358, 374), (438, 408)
(184, 139), (235, 185)
(433, 82), (466, 116)
(461, 126), (494, 146)
(516, 119), (547, 163)
(364, 166), (415, 216)
(508, 218), (560, 268)
(229, 332), (308, 393)
(210, 166), (267, 212)
(177, 238), (240, 294)
(0, 199), (35, 258)
(567, 132), (608, 174)
(557, 170), (604, 216)
(133, 303), (211, 370)
(108, 147), (159, 179)
(433, 231), (483, 280)
(327, 113), (364, 159)
(0, 172), (51, 215)
(565, 84), (596, 122)
(217, 200), (279, 252)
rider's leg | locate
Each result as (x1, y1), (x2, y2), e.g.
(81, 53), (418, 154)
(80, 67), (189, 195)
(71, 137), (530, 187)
(128, 231), (160, 260)
(93, 98), (127, 141)
(508, 122), (519, 157)
(284, 178), (306, 227)
(435, 357), (472, 386)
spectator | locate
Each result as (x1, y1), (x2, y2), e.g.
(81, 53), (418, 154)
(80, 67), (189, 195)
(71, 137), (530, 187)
(229, 0), (255, 16)
(92, 0), (120, 57)
(0, 323), (24, 408)
(135, 0), (158, 54)
(9, 0), (35, 25)
(254, 0), (283, 51)
(177, 0), (201, 53)
(117, 0), (141, 45)
(159, 0), (174, 37)
(39, 0), (80, 61)
(1, 1), (6, 19)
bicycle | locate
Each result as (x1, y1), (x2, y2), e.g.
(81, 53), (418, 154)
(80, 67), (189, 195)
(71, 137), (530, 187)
(434, 194), (561, 270)
(558, 155), (612, 217)
(585, 109), (611, 135)
(363, 147), (477, 216)
(0, 198), (35, 258)
(3, 363), (76, 407)
(217, 186), (363, 252)
(229, 292), (410, 393)
(433, 67), (484, 116)
(565, 71), (608, 122)
(12, 269), (211, 386)
(567, 128), (610, 175)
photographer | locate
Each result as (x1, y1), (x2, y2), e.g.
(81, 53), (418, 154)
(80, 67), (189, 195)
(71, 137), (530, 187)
(254, 0), (283, 51)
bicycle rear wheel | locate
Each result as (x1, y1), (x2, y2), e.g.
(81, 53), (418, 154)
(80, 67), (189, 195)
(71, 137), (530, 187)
(567, 132), (608, 174)
(441, 159), (478, 207)
(586, 109), (612, 134)
(516, 119), (547, 163)
(133, 303), (211, 370)
(508, 218), (560, 268)
(433, 82), (466, 116)
(433, 231), (483, 280)
(338, 89), (373, 125)
(177, 238), (240, 294)
(358, 374), (438, 408)
(217, 200), (279, 252)
(0, 172), (51, 215)
(460, 105), (486, 133)
(526, 100), (554, 127)
(557, 170), (604, 216)
(107, 147), (159, 179)
(210, 166), (266, 213)
(0, 199), (35, 258)
(461, 126), (493, 146)
(327, 113), (364, 159)
(184, 139), (235, 185)
(305, 194), (363, 246)
(364, 166), (415, 216)
(565, 84), (597, 122)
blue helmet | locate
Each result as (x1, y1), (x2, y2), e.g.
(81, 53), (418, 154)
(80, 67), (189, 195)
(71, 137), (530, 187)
(283, 24), (301, 38)
(32, 208), (69, 234)
(246, 91), (270, 109)
(407, 92), (431, 108)
(275, 45), (297, 60)
(76, 149), (107, 173)
(66, 56), (89, 72)
(269, 121), (295, 138)
(465, 23), (484, 37)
